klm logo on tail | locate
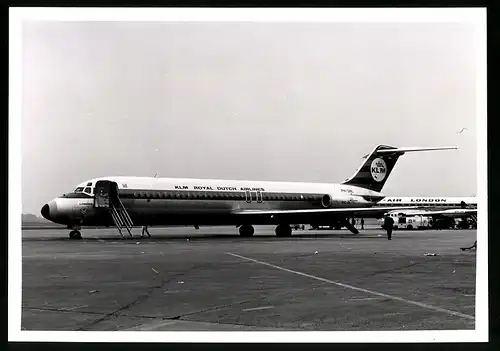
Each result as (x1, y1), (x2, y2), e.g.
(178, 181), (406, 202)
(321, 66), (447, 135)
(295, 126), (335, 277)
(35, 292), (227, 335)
(370, 158), (387, 182)
(341, 144), (401, 192)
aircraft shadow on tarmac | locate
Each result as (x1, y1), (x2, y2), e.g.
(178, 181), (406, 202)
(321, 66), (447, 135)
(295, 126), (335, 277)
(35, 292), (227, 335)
(22, 231), (409, 242)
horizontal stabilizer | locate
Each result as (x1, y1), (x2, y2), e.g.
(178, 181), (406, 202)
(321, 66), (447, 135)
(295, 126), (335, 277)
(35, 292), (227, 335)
(376, 146), (459, 154)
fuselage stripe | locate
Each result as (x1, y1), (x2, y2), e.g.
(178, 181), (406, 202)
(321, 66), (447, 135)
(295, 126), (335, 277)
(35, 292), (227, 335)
(116, 189), (327, 202)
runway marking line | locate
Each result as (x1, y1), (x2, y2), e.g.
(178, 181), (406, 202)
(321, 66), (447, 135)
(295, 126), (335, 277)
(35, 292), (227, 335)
(348, 297), (381, 302)
(242, 306), (275, 312)
(226, 252), (475, 321)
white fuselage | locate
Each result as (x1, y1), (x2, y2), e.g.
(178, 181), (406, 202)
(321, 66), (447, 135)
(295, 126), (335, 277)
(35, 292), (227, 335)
(41, 176), (385, 227)
(377, 196), (476, 208)
(376, 196), (477, 218)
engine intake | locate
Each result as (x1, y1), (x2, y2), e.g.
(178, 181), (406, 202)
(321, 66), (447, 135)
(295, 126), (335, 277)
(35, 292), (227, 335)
(321, 194), (332, 208)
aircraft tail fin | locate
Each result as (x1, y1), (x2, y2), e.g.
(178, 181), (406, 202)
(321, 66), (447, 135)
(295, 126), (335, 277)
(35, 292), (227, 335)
(341, 145), (458, 192)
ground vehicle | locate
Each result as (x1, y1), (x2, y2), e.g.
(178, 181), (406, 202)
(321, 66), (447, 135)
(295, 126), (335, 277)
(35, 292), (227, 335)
(378, 213), (432, 230)
(396, 215), (431, 229)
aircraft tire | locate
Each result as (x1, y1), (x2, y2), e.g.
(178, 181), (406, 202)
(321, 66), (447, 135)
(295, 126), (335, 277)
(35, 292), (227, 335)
(239, 225), (255, 237)
(275, 224), (292, 237)
(69, 230), (82, 240)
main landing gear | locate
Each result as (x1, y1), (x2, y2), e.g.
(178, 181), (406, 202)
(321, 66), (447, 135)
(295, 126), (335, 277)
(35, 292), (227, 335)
(275, 224), (292, 237)
(239, 224), (255, 237)
(238, 224), (293, 237)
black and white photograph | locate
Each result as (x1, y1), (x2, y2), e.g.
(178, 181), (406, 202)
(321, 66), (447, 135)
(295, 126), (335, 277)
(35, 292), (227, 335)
(9, 7), (487, 343)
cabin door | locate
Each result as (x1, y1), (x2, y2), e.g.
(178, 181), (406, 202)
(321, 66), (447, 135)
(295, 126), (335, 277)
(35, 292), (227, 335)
(94, 180), (113, 208)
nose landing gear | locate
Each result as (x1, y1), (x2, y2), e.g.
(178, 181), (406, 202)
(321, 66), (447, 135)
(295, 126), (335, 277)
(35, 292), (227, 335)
(68, 224), (83, 240)
(275, 224), (292, 237)
(69, 230), (82, 240)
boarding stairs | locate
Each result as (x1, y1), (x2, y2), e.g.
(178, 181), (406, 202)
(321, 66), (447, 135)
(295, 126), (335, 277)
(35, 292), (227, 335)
(109, 197), (134, 239)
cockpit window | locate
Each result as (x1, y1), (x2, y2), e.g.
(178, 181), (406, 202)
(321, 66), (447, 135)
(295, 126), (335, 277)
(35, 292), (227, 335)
(75, 187), (84, 193)
(84, 187), (92, 194)
(87, 182), (92, 186)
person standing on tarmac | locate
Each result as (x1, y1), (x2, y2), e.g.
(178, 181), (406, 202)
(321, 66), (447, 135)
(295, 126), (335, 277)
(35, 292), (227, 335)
(360, 218), (365, 230)
(141, 225), (151, 238)
(383, 215), (394, 240)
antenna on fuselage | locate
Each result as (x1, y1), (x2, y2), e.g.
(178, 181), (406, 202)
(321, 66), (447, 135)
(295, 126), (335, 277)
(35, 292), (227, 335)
(154, 173), (158, 178)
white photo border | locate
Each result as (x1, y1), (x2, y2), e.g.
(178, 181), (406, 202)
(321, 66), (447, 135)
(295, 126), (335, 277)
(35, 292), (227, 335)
(8, 7), (488, 343)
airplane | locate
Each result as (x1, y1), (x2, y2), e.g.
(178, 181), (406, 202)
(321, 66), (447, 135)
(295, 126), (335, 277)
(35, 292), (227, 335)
(376, 196), (477, 216)
(40, 144), (458, 240)
(375, 196), (477, 229)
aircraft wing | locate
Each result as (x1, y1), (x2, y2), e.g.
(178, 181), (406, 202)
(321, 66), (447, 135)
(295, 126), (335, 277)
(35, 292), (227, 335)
(232, 206), (420, 219)
(407, 209), (477, 217)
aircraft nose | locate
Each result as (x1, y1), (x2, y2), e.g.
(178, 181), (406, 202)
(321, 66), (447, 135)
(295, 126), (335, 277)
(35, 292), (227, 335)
(41, 200), (58, 222)
(41, 204), (50, 220)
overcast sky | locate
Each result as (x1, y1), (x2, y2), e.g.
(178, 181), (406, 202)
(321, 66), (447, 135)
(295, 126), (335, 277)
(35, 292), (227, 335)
(21, 20), (478, 214)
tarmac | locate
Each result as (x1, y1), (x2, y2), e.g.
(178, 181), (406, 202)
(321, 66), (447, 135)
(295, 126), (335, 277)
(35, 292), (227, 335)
(21, 225), (477, 331)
